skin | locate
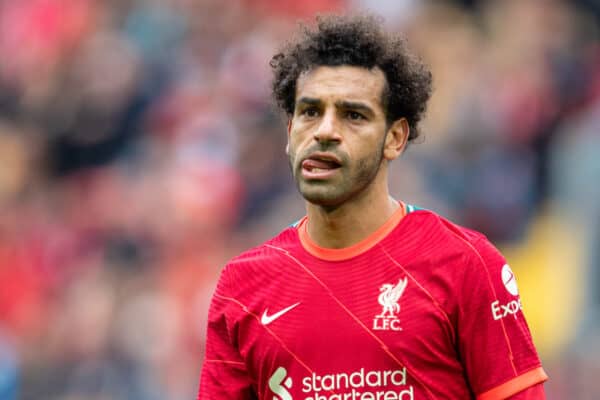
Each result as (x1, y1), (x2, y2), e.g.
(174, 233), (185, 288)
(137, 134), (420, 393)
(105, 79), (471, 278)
(287, 65), (410, 249)
(284, 68), (547, 400)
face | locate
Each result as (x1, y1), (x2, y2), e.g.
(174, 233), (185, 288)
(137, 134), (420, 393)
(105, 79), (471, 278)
(287, 65), (403, 208)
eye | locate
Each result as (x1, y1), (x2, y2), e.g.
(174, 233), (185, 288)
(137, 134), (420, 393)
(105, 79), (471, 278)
(347, 111), (365, 121)
(301, 107), (319, 118)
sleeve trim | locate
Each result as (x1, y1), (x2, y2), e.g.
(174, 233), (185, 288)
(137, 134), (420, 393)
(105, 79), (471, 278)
(477, 367), (548, 400)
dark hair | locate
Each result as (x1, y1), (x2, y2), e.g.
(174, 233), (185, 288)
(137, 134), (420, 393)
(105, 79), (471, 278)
(270, 14), (432, 141)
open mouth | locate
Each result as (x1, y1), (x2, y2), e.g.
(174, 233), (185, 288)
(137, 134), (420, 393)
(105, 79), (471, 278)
(301, 154), (342, 178)
(302, 158), (341, 172)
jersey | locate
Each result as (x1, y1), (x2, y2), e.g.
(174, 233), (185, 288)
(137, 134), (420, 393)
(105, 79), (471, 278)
(199, 204), (547, 400)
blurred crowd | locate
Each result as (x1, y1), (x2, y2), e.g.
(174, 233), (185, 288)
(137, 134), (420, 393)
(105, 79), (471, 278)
(0, 0), (599, 399)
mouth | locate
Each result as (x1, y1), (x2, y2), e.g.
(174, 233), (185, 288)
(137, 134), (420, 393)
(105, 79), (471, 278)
(300, 153), (342, 179)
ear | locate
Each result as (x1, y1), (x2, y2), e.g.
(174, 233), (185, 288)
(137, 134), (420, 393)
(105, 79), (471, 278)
(285, 119), (292, 155)
(383, 118), (409, 161)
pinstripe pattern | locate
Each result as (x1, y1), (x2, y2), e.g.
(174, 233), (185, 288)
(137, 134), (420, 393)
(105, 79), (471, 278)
(199, 207), (545, 400)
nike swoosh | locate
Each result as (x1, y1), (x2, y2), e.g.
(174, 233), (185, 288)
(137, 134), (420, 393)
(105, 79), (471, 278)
(261, 302), (301, 325)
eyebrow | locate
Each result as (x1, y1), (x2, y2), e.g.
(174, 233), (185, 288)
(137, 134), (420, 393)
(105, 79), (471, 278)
(296, 97), (322, 107)
(296, 97), (375, 115)
(335, 100), (374, 115)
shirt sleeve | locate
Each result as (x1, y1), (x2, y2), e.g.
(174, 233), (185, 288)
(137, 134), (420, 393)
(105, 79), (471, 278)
(456, 236), (548, 400)
(198, 265), (257, 400)
(506, 383), (546, 399)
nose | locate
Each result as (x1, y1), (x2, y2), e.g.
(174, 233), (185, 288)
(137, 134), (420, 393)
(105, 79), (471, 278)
(313, 111), (342, 144)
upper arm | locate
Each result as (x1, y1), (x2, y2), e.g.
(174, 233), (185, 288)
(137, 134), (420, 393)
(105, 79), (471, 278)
(454, 236), (548, 399)
(198, 266), (256, 400)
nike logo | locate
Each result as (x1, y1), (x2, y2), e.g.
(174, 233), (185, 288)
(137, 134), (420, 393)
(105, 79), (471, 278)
(261, 302), (301, 325)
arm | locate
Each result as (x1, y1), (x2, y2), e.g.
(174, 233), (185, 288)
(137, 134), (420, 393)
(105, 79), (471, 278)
(455, 234), (548, 399)
(198, 267), (256, 400)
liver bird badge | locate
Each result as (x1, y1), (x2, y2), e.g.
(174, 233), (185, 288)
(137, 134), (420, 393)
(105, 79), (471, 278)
(377, 277), (408, 318)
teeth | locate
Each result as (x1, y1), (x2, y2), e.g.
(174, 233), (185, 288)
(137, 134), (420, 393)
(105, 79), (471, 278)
(312, 168), (328, 173)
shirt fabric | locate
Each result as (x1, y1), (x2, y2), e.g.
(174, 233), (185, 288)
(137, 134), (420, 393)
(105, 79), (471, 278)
(199, 204), (547, 400)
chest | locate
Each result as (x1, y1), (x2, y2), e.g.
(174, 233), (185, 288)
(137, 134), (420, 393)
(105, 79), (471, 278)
(235, 256), (458, 372)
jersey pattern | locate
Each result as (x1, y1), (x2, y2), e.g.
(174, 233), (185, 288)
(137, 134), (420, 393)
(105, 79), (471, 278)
(199, 206), (547, 400)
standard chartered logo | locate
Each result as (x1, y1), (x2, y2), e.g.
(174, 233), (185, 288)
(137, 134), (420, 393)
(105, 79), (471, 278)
(269, 367), (414, 400)
(269, 366), (293, 400)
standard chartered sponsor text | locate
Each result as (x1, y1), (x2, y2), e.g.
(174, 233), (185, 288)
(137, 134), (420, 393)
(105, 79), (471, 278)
(301, 367), (414, 400)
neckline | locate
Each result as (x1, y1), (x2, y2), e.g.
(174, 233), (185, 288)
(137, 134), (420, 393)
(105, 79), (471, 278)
(297, 202), (407, 261)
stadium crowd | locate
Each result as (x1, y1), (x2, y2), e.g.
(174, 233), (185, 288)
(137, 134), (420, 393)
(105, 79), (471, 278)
(0, 0), (599, 398)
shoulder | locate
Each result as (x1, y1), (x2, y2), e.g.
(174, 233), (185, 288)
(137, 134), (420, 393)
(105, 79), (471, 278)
(404, 206), (488, 246)
(403, 206), (504, 269)
(221, 223), (301, 280)
(417, 210), (512, 299)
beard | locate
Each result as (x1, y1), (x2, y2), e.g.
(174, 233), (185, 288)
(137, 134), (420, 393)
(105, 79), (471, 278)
(288, 138), (386, 209)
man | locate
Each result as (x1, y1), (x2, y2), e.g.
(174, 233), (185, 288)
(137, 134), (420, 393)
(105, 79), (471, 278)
(199, 14), (547, 400)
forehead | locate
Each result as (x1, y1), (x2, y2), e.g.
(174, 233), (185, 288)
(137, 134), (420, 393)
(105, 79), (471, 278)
(295, 66), (386, 108)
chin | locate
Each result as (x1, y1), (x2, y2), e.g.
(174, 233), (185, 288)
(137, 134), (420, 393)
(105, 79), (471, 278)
(300, 189), (347, 208)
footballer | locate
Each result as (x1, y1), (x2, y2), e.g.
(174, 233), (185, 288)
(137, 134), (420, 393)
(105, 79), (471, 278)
(198, 14), (547, 400)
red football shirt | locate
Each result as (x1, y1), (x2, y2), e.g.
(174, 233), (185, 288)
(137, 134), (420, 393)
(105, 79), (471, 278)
(199, 204), (547, 399)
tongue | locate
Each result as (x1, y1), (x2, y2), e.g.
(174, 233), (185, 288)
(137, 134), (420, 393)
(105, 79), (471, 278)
(303, 159), (338, 170)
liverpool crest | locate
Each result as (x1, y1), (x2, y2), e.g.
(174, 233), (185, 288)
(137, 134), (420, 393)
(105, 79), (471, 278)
(373, 277), (407, 331)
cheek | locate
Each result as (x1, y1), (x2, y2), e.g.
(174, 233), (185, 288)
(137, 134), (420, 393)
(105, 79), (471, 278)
(286, 131), (304, 157)
(286, 137), (296, 156)
(286, 140), (298, 168)
(351, 135), (385, 165)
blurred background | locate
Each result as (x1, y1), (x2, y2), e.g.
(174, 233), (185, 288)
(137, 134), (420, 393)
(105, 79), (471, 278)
(0, 0), (599, 398)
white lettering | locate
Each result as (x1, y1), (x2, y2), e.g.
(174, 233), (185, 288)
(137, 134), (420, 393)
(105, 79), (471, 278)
(337, 372), (349, 390)
(373, 317), (402, 331)
(313, 375), (322, 392)
(491, 300), (502, 320)
(350, 369), (365, 388)
(383, 370), (392, 386)
(366, 371), (381, 387)
(297, 368), (413, 400)
(303, 376), (312, 393)
(492, 299), (523, 320)
(384, 391), (398, 400)
(322, 374), (335, 391)
(391, 369), (406, 386)
(399, 386), (414, 400)
(303, 388), (414, 400)
(373, 318), (382, 330)
(373, 318), (389, 330)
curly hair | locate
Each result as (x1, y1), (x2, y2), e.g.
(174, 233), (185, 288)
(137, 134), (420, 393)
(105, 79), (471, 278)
(270, 14), (432, 142)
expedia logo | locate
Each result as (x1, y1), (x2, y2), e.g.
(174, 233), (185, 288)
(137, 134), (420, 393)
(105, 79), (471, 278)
(491, 298), (523, 320)
(501, 264), (519, 295)
(491, 264), (523, 320)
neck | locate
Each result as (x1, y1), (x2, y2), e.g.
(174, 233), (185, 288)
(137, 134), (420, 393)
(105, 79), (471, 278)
(305, 179), (399, 249)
